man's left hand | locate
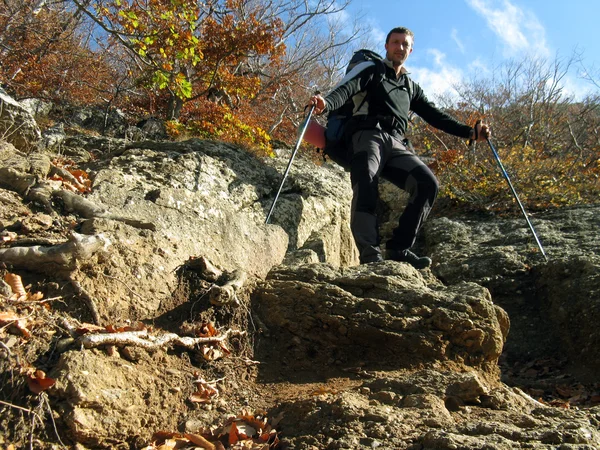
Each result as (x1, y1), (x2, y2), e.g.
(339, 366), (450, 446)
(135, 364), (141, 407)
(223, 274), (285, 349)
(473, 121), (491, 141)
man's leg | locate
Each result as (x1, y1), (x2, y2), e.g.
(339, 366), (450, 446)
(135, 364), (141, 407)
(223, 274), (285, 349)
(349, 129), (386, 263)
(381, 138), (439, 267)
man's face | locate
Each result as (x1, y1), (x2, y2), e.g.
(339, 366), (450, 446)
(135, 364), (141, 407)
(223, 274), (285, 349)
(385, 32), (413, 66)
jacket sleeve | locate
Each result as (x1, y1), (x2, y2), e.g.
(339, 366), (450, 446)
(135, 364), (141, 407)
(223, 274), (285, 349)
(410, 83), (473, 139)
(324, 61), (376, 113)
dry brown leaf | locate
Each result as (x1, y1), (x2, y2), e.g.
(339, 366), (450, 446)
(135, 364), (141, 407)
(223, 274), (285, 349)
(241, 416), (268, 435)
(0, 311), (32, 338)
(189, 379), (219, 403)
(197, 322), (218, 337)
(184, 433), (216, 450)
(70, 169), (92, 192)
(26, 369), (56, 394)
(4, 273), (26, 298)
(202, 346), (224, 361)
(228, 420), (240, 446)
(549, 399), (570, 409)
(27, 291), (44, 302)
(104, 321), (148, 333)
(151, 431), (182, 442)
(76, 323), (107, 334)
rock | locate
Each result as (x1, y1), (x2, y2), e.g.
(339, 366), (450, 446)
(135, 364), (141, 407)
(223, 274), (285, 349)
(3, 111), (600, 450)
(254, 262), (506, 375)
(0, 88), (42, 150)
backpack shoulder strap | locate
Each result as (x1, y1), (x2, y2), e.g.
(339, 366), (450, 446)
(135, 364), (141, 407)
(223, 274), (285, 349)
(404, 75), (413, 99)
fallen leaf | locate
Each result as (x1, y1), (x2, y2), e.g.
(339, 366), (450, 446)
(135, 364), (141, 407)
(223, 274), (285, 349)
(228, 421), (240, 446)
(202, 346), (224, 361)
(197, 322), (218, 337)
(27, 291), (44, 302)
(4, 273), (26, 298)
(184, 433), (216, 450)
(76, 323), (107, 334)
(27, 370), (56, 394)
(0, 312), (32, 338)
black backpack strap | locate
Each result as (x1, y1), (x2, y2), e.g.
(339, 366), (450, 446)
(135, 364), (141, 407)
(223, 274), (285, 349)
(404, 75), (413, 100)
(357, 58), (387, 111)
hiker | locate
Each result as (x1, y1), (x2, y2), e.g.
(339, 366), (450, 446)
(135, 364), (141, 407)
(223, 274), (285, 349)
(308, 26), (490, 268)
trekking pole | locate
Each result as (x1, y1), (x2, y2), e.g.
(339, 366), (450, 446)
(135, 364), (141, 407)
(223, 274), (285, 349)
(485, 136), (548, 261)
(265, 104), (315, 224)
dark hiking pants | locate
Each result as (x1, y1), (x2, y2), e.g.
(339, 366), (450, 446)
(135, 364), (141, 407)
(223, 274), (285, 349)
(350, 127), (439, 263)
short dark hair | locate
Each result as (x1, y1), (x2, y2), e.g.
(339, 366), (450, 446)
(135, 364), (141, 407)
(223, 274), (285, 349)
(386, 27), (415, 44)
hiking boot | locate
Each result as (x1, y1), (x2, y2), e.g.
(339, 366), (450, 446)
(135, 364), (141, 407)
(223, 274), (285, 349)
(361, 253), (384, 264)
(385, 249), (431, 269)
(359, 245), (384, 264)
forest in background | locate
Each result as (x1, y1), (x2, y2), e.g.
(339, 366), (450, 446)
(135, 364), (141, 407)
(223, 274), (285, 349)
(1, 0), (599, 212)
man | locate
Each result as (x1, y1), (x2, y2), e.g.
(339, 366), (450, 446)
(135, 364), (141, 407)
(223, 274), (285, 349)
(309, 26), (490, 268)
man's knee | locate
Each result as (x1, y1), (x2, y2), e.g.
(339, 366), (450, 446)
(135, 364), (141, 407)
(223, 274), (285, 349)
(403, 167), (438, 206)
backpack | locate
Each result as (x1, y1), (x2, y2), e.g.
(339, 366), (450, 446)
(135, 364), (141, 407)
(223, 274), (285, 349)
(323, 49), (413, 168)
(322, 49), (386, 167)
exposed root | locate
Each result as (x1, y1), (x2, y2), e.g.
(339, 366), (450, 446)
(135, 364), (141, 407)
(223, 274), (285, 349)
(0, 232), (110, 273)
(70, 279), (101, 325)
(209, 269), (248, 306)
(80, 328), (246, 350)
(180, 256), (249, 306)
(0, 162), (155, 230)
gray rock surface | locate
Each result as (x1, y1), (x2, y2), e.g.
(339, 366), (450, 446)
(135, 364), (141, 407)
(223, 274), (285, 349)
(0, 87), (42, 150)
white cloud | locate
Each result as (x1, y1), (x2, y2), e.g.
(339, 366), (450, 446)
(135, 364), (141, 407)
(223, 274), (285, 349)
(451, 28), (466, 54)
(408, 49), (465, 98)
(466, 0), (549, 58)
(468, 58), (491, 75)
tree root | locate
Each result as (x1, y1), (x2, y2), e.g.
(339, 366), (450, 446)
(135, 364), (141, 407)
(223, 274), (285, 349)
(209, 269), (248, 306)
(0, 232), (110, 273)
(182, 256), (249, 306)
(70, 279), (101, 325)
(80, 328), (246, 350)
(0, 162), (155, 230)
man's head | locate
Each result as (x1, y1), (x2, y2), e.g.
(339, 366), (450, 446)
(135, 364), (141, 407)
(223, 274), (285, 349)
(385, 27), (414, 68)
(385, 27), (414, 45)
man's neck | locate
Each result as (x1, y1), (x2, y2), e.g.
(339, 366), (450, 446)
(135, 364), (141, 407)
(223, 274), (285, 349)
(384, 59), (407, 77)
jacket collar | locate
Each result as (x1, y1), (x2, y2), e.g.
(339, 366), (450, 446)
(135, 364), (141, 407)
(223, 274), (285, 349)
(383, 58), (408, 75)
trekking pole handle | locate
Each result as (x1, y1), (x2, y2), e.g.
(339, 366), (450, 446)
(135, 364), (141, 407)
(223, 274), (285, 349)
(468, 119), (482, 147)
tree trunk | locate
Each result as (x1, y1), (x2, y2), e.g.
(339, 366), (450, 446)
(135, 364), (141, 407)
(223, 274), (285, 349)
(167, 95), (183, 120)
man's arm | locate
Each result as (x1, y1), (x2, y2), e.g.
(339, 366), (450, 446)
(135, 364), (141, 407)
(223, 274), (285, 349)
(308, 61), (376, 115)
(410, 88), (473, 138)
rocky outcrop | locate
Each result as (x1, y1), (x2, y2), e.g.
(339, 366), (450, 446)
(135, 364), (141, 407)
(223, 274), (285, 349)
(1, 90), (600, 449)
(0, 87), (41, 151)
(254, 262), (508, 376)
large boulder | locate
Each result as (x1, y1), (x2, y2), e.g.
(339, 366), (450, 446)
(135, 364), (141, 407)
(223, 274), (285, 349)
(254, 261), (509, 377)
(0, 88), (41, 151)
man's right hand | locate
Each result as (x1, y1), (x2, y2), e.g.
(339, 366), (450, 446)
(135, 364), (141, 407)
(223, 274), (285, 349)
(308, 94), (327, 115)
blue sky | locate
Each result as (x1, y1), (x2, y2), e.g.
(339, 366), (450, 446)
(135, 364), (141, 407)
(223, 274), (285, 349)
(345, 0), (599, 99)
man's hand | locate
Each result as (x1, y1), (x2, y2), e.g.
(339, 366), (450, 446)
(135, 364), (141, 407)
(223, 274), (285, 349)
(473, 120), (491, 141)
(308, 94), (327, 115)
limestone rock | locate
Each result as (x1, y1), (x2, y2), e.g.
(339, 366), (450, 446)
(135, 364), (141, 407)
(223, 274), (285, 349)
(0, 88), (41, 151)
